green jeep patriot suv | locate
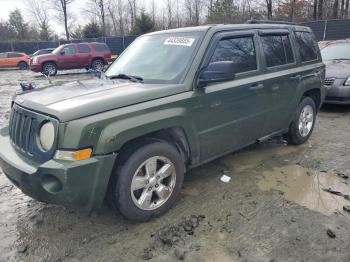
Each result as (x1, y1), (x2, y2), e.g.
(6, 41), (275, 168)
(0, 23), (325, 221)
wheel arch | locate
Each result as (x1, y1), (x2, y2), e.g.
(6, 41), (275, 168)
(301, 88), (321, 111)
(42, 60), (58, 70)
(17, 60), (28, 66)
(92, 56), (106, 64)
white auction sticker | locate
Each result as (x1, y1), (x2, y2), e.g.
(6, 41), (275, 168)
(164, 37), (195, 47)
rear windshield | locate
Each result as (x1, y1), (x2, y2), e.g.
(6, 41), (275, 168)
(92, 43), (110, 52)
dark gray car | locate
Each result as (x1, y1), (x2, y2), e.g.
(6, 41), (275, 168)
(322, 41), (350, 104)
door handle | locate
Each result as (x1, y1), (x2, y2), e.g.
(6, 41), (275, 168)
(249, 83), (264, 91)
(290, 74), (301, 80)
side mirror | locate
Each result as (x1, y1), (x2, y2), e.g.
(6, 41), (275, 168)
(60, 50), (65, 56)
(198, 61), (236, 87)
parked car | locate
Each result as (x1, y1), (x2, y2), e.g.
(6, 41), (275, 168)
(29, 42), (112, 76)
(0, 52), (30, 70)
(0, 23), (325, 221)
(318, 40), (334, 49)
(321, 40), (350, 104)
(30, 48), (55, 57)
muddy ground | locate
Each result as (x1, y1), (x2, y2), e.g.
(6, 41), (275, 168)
(0, 69), (350, 262)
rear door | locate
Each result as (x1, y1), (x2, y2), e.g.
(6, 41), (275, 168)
(77, 44), (92, 67)
(7, 53), (22, 67)
(294, 30), (323, 96)
(258, 30), (299, 135)
(195, 31), (267, 161)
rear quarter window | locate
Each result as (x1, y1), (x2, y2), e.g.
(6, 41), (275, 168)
(0, 53), (7, 58)
(92, 43), (110, 52)
(295, 31), (318, 62)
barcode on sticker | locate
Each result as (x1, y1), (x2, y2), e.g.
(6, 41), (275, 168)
(164, 37), (195, 46)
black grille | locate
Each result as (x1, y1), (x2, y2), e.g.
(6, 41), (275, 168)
(324, 78), (335, 86)
(8, 104), (58, 162)
(9, 106), (37, 156)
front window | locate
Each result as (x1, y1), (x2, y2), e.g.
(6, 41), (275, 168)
(209, 36), (257, 74)
(105, 32), (203, 84)
(321, 43), (350, 61)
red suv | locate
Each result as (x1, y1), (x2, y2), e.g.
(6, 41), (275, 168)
(30, 42), (112, 76)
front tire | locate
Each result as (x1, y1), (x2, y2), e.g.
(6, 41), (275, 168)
(42, 62), (57, 76)
(286, 96), (316, 145)
(18, 61), (28, 70)
(108, 140), (185, 222)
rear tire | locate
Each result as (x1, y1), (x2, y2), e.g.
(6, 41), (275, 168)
(42, 62), (57, 76)
(286, 96), (316, 145)
(91, 59), (105, 72)
(108, 140), (185, 222)
(18, 61), (28, 70)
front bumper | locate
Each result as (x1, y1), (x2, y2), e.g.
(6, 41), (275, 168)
(0, 127), (116, 211)
(29, 64), (42, 73)
(324, 78), (350, 105)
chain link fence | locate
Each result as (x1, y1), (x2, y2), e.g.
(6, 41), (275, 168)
(0, 36), (138, 55)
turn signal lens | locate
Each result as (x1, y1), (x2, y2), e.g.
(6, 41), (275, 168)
(72, 148), (92, 161)
(54, 148), (92, 161)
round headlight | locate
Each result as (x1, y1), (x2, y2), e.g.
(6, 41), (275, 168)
(39, 121), (55, 151)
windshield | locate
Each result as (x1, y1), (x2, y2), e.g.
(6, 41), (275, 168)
(105, 32), (203, 84)
(321, 43), (350, 61)
(52, 46), (63, 54)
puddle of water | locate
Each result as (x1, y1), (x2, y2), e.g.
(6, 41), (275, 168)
(257, 165), (350, 215)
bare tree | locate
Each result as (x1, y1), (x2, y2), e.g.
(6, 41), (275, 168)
(333, 0), (339, 18)
(266, 0), (273, 19)
(128, 0), (136, 30)
(313, 0), (317, 20)
(87, 0), (106, 36)
(167, 0), (173, 28)
(317, 0), (323, 19)
(26, 0), (52, 40)
(49, 0), (75, 40)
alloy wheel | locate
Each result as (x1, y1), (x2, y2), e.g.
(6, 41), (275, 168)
(130, 156), (176, 211)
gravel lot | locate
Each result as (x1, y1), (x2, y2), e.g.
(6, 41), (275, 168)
(0, 69), (350, 262)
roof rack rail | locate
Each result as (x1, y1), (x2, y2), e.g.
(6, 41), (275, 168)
(246, 19), (299, 25)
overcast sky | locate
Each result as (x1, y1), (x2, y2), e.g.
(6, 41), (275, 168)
(0, 0), (87, 36)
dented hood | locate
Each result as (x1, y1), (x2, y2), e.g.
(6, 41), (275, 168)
(14, 78), (186, 122)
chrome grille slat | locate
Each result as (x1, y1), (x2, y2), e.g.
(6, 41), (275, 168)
(324, 78), (335, 86)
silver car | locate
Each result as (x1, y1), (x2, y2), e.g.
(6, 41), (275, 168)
(322, 40), (350, 104)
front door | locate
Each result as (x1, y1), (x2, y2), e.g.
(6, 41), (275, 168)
(195, 31), (267, 161)
(58, 45), (78, 69)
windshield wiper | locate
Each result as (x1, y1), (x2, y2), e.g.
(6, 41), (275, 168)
(108, 74), (143, 83)
(333, 58), (350, 60)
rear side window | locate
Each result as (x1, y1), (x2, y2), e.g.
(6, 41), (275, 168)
(210, 36), (257, 74)
(261, 34), (294, 67)
(295, 31), (318, 62)
(8, 53), (22, 58)
(92, 43), (109, 52)
(0, 53), (7, 58)
(78, 44), (91, 53)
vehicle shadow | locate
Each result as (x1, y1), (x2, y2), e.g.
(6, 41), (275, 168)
(321, 103), (350, 113)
